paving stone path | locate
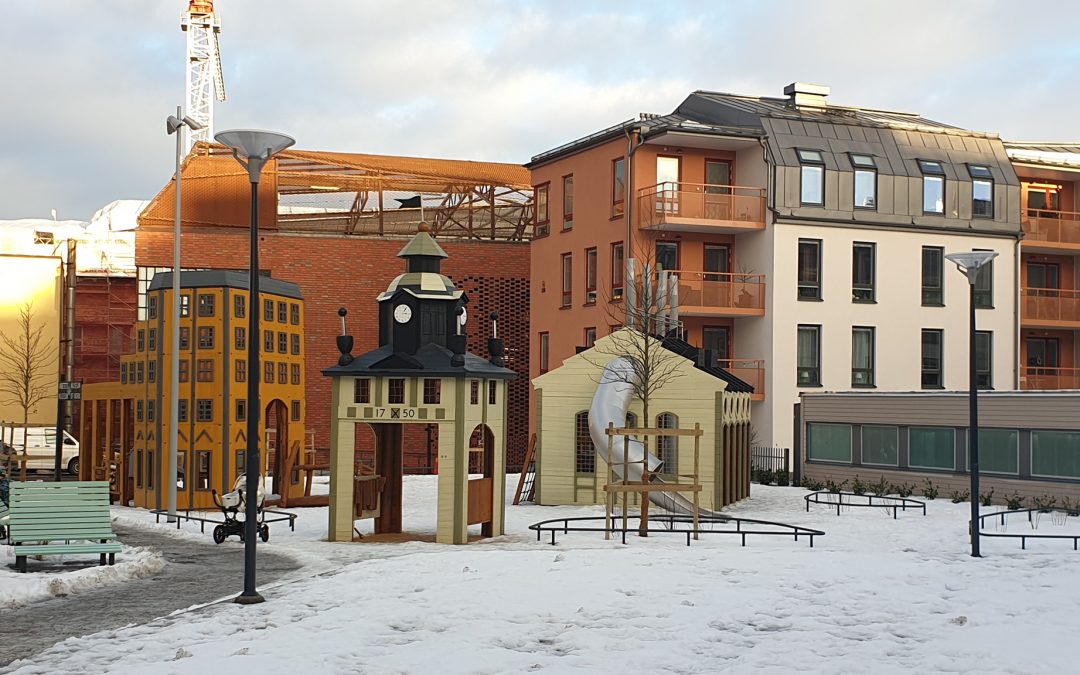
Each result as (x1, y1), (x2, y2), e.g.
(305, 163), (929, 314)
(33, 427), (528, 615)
(0, 524), (301, 668)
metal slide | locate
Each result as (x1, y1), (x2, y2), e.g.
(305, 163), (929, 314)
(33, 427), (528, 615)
(589, 357), (728, 519)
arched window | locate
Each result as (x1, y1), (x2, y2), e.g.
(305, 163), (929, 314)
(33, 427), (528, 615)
(625, 412), (638, 428)
(575, 411), (595, 474)
(656, 412), (678, 475)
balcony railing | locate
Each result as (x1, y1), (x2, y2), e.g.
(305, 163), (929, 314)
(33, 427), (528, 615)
(668, 270), (766, 316)
(716, 359), (766, 400)
(1021, 287), (1080, 327)
(638, 182), (766, 232)
(1020, 367), (1080, 391)
(1022, 209), (1080, 248)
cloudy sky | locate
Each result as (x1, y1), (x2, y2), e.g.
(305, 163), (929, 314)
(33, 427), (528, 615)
(3, 0), (1078, 221)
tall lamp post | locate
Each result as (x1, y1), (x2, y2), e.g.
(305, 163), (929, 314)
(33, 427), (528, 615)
(165, 108), (204, 523)
(215, 129), (295, 604)
(944, 250), (998, 558)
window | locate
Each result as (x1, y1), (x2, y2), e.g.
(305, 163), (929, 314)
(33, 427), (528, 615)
(470, 380), (480, 405)
(921, 246), (944, 305)
(278, 332), (288, 354)
(278, 362), (288, 385)
(291, 334), (301, 355)
(264, 299), (274, 322)
(198, 293), (215, 317)
(561, 253), (572, 307)
(136, 400), (144, 422)
(179, 360), (189, 382)
(388, 378), (405, 405)
(852, 242), (875, 302)
(179, 327), (190, 350)
(611, 242), (624, 300)
(584, 248), (597, 304)
(575, 411), (595, 474)
(797, 325), (821, 386)
(488, 381), (497, 405)
(808, 423), (852, 463)
(235, 450), (246, 481)
(234, 327), (245, 350)
(147, 400), (156, 422)
(1028, 262), (1060, 295)
(1031, 430), (1080, 479)
(919, 160), (945, 214)
(33, 230), (55, 245)
(968, 165), (993, 218)
(850, 154), (877, 209)
(974, 252), (993, 308)
(655, 241), (678, 272)
(197, 359), (214, 382)
(196, 399), (213, 422)
(178, 399), (188, 423)
(861, 425), (898, 466)
(797, 149), (825, 206)
(423, 378), (441, 404)
(180, 294), (190, 317)
(291, 363), (301, 385)
(264, 330), (274, 352)
(195, 451), (211, 491)
(974, 429), (1018, 475)
(147, 328), (157, 352)
(538, 333), (549, 374)
(534, 183), (550, 236)
(612, 158), (626, 216)
(147, 361), (156, 383)
(562, 175), (574, 230)
(148, 296), (158, 320)
(137, 362), (144, 383)
(137, 329), (145, 352)
(121, 363), (128, 384)
(277, 301), (288, 324)
(264, 361), (274, 384)
(975, 331), (992, 389)
(798, 239), (822, 300)
(851, 327), (875, 387)
(921, 329), (943, 388)
(291, 400), (301, 421)
(235, 359), (246, 382)
(584, 327), (597, 349)
(354, 379), (371, 403)
(909, 427), (954, 470)
(656, 412), (678, 475)
(147, 451), (155, 490)
(234, 294), (245, 318)
(136, 451), (143, 488)
(290, 303), (300, 325)
(198, 326), (214, 349)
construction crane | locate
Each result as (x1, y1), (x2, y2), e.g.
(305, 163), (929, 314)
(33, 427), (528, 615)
(181, 0), (226, 152)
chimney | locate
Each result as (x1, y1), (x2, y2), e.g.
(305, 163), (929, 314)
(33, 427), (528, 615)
(784, 82), (830, 109)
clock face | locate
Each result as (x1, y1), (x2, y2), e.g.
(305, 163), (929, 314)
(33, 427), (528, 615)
(393, 304), (412, 324)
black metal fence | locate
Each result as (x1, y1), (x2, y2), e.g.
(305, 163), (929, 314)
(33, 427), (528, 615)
(751, 446), (791, 485)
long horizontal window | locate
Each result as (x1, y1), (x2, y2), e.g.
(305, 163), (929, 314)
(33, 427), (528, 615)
(861, 425), (898, 466)
(972, 428), (1018, 475)
(909, 427), (954, 470)
(1031, 430), (1080, 479)
(808, 423), (851, 463)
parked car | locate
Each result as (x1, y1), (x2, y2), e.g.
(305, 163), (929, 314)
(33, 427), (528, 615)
(7, 428), (80, 475)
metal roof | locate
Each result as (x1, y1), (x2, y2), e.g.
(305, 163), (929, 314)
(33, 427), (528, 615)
(148, 270), (303, 300)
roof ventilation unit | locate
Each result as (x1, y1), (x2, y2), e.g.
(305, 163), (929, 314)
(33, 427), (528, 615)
(783, 82), (830, 109)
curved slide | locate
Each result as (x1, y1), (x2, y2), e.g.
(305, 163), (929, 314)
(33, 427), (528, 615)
(589, 357), (728, 519)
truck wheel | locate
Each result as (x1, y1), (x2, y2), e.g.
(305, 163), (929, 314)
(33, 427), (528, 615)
(67, 457), (80, 476)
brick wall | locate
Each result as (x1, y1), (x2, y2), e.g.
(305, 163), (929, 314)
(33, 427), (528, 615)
(74, 276), (137, 385)
(136, 227), (531, 471)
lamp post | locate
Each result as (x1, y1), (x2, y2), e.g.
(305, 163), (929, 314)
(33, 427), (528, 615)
(165, 108), (204, 523)
(944, 250), (998, 558)
(215, 129), (295, 604)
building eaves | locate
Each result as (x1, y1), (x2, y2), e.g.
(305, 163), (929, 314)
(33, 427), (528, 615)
(1005, 142), (1080, 169)
(148, 270), (304, 300)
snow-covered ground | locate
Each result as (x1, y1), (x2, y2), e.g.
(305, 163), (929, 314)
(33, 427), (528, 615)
(8, 477), (1080, 674)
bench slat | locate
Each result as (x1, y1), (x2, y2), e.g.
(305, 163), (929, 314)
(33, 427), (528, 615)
(12, 529), (117, 538)
(12, 508), (112, 518)
(15, 544), (122, 555)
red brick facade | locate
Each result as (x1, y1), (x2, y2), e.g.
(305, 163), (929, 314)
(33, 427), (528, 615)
(73, 276), (138, 385)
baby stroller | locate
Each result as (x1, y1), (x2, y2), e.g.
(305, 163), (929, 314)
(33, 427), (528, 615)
(211, 474), (270, 544)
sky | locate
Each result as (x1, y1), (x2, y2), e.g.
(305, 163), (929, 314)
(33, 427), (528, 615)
(2, 0), (1079, 221)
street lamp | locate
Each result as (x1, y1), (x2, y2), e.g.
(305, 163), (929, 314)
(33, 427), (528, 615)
(215, 129), (295, 605)
(944, 250), (998, 558)
(166, 108), (204, 524)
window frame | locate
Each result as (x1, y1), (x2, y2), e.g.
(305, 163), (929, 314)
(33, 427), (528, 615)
(234, 327), (245, 350)
(656, 412), (679, 476)
(290, 303), (301, 325)
(196, 399), (213, 422)
(196, 359), (214, 382)
(291, 363), (301, 385)
(197, 293), (215, 317)
(179, 359), (189, 383)
(584, 247), (597, 304)
(797, 239), (822, 301)
(852, 242), (876, 303)
(562, 174), (574, 230)
(235, 359), (246, 383)
(277, 301), (288, 324)
(975, 330), (993, 389)
(197, 326), (215, 350)
(560, 252), (573, 308)
(921, 246), (944, 306)
(850, 153), (877, 210)
(969, 164), (994, 219)
(797, 324), (821, 387)
(1030, 430), (1080, 480)
(969, 428), (1019, 475)
(919, 160), (946, 214)
(921, 329), (944, 389)
(423, 378), (442, 405)
(234, 294), (246, 318)
(538, 332), (549, 374)
(388, 378), (406, 405)
(861, 425), (899, 467)
(974, 250), (994, 308)
(797, 148), (825, 206)
(354, 378), (371, 404)
(180, 294), (190, 318)
(909, 427), (956, 471)
(807, 422), (853, 463)
(851, 326), (875, 388)
(612, 157), (627, 217)
(611, 242), (624, 300)
(179, 326), (191, 350)
(584, 327), (597, 349)
(264, 299), (274, 322)
(574, 411), (596, 474)
(534, 182), (550, 236)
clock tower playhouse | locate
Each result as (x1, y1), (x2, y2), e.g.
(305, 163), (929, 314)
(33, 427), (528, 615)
(323, 225), (517, 544)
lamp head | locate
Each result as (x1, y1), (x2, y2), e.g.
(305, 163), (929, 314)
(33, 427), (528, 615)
(214, 129), (296, 182)
(945, 251), (998, 284)
(168, 114), (206, 135)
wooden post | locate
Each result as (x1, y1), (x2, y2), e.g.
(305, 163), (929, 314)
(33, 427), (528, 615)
(605, 422), (613, 540)
(693, 422), (700, 540)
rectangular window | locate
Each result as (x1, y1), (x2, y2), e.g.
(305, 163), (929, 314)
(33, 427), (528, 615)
(196, 399), (213, 422)
(470, 380), (480, 405)
(198, 326), (214, 349)
(136, 451), (143, 488)
(798, 149), (825, 206)
(584, 327), (597, 349)
(968, 165), (993, 218)
(148, 329), (157, 352)
(388, 378), (405, 405)
(561, 253), (572, 307)
(575, 411), (595, 474)
(147, 451), (154, 490)
(264, 330), (274, 352)
(584, 248), (597, 304)
(291, 400), (301, 421)
(179, 327), (190, 350)
(179, 359), (189, 383)
(921, 246), (944, 305)
(974, 429), (1018, 475)
(1031, 430), (1080, 479)
(539, 332), (549, 373)
(612, 158), (626, 216)
(797, 325), (821, 386)
(264, 361), (274, 384)
(264, 299), (274, 322)
(234, 327), (246, 350)
(178, 399), (188, 423)
(235, 450), (246, 481)
(235, 359), (246, 382)
(197, 359), (214, 382)
(850, 153), (877, 209)
(291, 334), (301, 355)
(291, 363), (301, 385)
(655, 241), (678, 272)
(489, 381), (497, 405)
(919, 160), (945, 214)
(797, 239), (822, 300)
(290, 303), (300, 325)
(807, 423), (852, 463)
(136, 399), (144, 422)
(121, 363), (128, 384)
(195, 450), (211, 491)
(975, 331), (992, 389)
(148, 295), (158, 320)
(234, 294), (245, 318)
(611, 242), (624, 300)
(278, 362), (288, 385)
(277, 301), (288, 324)
(147, 400), (156, 423)
(198, 293), (215, 317)
(235, 399), (247, 422)
(423, 378), (441, 404)
(137, 329), (145, 352)
(562, 174), (574, 230)
(278, 332), (288, 354)
(974, 252), (993, 308)
(354, 378), (371, 404)
(851, 326), (875, 387)
(535, 183), (550, 236)
(147, 361), (157, 383)
(852, 242), (875, 302)
(921, 329), (943, 388)
(909, 427), (955, 470)
(137, 362), (144, 383)
(861, 425), (898, 466)
(180, 294), (190, 317)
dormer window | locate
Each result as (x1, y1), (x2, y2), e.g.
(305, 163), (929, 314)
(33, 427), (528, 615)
(849, 154), (877, 209)
(918, 160), (946, 214)
(797, 149), (825, 206)
(968, 165), (994, 218)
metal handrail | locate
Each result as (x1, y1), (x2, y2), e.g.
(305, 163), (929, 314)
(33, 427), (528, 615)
(976, 507), (1080, 550)
(665, 269), (766, 312)
(1021, 208), (1080, 245)
(1019, 366), (1080, 390)
(1021, 287), (1080, 323)
(637, 182), (766, 228)
(528, 513), (824, 547)
(804, 491), (926, 519)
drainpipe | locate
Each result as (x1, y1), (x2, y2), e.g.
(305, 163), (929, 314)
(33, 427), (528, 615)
(1014, 234), (1021, 390)
(624, 125), (646, 327)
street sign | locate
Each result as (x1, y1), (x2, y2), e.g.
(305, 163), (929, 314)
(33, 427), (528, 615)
(59, 381), (82, 390)
(58, 380), (83, 400)
(59, 391), (81, 401)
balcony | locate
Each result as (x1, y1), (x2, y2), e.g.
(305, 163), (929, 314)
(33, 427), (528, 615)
(1021, 209), (1080, 253)
(716, 359), (766, 401)
(1020, 367), (1080, 391)
(1021, 288), (1080, 329)
(669, 270), (766, 317)
(638, 182), (766, 234)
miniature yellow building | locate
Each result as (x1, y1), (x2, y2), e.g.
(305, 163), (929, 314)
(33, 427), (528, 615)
(81, 271), (307, 510)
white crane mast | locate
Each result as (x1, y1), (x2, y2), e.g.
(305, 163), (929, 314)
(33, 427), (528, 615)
(181, 1), (226, 152)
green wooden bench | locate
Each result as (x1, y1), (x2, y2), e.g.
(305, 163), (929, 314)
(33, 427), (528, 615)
(9, 481), (121, 573)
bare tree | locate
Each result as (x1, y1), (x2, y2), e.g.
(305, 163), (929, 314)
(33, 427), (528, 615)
(0, 302), (57, 456)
